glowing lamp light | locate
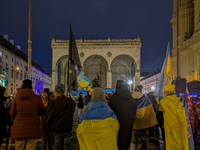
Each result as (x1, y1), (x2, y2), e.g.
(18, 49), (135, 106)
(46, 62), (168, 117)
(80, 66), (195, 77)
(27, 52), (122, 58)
(128, 80), (133, 85)
(16, 67), (20, 70)
(151, 86), (155, 90)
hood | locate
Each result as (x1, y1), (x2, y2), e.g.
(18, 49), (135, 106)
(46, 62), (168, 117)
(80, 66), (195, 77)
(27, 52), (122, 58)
(15, 88), (35, 99)
(132, 92), (144, 100)
(115, 87), (132, 100)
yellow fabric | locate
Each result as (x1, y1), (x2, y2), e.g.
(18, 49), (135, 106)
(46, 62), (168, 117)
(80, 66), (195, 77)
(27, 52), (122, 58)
(164, 84), (175, 92)
(133, 104), (157, 129)
(164, 57), (173, 78)
(76, 117), (119, 150)
(87, 86), (92, 91)
(159, 95), (190, 150)
(78, 79), (90, 87)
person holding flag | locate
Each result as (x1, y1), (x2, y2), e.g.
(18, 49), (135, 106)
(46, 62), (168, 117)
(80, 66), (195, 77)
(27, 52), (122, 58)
(159, 84), (194, 150)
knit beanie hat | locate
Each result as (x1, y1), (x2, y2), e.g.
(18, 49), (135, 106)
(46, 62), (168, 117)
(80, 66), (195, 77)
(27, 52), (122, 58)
(43, 88), (50, 95)
(135, 85), (143, 92)
(55, 84), (65, 93)
(91, 87), (106, 101)
(22, 79), (32, 89)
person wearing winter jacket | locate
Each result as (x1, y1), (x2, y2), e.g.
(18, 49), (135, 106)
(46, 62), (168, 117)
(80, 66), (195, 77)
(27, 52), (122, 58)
(77, 92), (84, 117)
(108, 80), (137, 150)
(41, 88), (53, 150)
(0, 86), (13, 148)
(84, 90), (91, 109)
(44, 84), (75, 150)
(10, 79), (44, 150)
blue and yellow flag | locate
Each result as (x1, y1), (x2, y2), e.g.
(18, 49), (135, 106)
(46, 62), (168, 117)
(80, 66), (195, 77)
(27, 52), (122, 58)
(154, 43), (173, 98)
(133, 95), (157, 129)
(77, 72), (90, 87)
(159, 95), (194, 150)
(76, 101), (119, 150)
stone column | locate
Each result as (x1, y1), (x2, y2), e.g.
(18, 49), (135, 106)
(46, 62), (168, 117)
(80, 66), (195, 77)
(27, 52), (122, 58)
(135, 69), (140, 86)
(51, 69), (58, 91)
(60, 71), (64, 84)
(107, 69), (112, 88)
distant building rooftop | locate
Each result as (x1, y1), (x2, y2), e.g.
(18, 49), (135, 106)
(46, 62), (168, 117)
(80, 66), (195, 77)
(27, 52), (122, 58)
(0, 35), (50, 76)
(140, 68), (161, 81)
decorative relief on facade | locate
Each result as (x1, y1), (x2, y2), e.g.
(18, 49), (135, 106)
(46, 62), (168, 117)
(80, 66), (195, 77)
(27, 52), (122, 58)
(107, 52), (112, 57)
(80, 52), (84, 57)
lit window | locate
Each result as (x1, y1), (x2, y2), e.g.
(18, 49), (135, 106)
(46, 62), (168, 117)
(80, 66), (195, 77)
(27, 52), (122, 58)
(0, 52), (2, 56)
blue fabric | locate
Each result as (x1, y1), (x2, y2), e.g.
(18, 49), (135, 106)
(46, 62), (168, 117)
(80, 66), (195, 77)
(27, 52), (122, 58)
(136, 96), (151, 109)
(78, 101), (117, 124)
(180, 98), (195, 150)
(154, 43), (171, 98)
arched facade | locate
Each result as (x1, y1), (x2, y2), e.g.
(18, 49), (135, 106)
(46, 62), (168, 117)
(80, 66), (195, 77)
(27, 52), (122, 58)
(51, 36), (142, 91)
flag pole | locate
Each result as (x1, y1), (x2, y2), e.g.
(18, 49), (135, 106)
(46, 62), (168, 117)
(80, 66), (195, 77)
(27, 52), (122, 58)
(177, 0), (181, 77)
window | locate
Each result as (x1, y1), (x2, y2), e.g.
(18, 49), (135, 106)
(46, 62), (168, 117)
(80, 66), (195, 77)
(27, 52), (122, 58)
(0, 65), (2, 74)
(16, 84), (18, 87)
(6, 55), (8, 59)
(11, 87), (13, 94)
(16, 72), (18, 79)
(11, 83), (13, 86)
(11, 70), (14, 78)
(20, 73), (23, 80)
(5, 80), (8, 86)
(12, 58), (13, 62)
(24, 74), (27, 80)
(0, 52), (2, 56)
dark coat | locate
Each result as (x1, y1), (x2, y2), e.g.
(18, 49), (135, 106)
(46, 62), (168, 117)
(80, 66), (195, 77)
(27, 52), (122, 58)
(44, 96), (75, 133)
(77, 96), (84, 108)
(84, 96), (91, 105)
(108, 84), (137, 149)
(9, 89), (44, 140)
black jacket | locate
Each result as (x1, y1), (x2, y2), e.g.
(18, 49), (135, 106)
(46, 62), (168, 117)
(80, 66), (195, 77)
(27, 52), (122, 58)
(77, 96), (84, 108)
(108, 85), (137, 149)
(44, 96), (75, 133)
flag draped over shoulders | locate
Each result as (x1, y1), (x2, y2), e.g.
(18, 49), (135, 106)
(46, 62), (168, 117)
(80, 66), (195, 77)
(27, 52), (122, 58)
(159, 95), (194, 150)
(76, 101), (119, 150)
(133, 95), (157, 129)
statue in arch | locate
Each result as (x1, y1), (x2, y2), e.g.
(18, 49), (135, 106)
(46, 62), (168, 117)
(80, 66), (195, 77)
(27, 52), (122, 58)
(92, 75), (100, 87)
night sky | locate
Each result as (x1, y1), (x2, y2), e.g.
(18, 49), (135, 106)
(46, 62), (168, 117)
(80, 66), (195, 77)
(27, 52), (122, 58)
(0, 0), (173, 74)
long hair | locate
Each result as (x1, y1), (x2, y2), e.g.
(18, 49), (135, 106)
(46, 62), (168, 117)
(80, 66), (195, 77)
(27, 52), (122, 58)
(86, 90), (91, 98)
(54, 92), (63, 99)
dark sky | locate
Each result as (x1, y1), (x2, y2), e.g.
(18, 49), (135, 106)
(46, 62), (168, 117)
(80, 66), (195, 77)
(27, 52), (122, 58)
(0, 0), (173, 74)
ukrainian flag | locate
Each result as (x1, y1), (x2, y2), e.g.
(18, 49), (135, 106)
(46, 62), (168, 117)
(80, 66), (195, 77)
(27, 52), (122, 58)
(154, 43), (173, 98)
(76, 101), (119, 150)
(133, 95), (157, 129)
(77, 72), (90, 87)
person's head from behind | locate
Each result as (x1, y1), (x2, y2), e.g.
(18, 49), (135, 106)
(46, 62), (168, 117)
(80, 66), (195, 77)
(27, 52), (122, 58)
(79, 92), (82, 97)
(42, 88), (50, 98)
(91, 87), (106, 101)
(164, 84), (175, 95)
(135, 85), (143, 92)
(22, 79), (32, 89)
(115, 80), (128, 90)
(55, 84), (65, 99)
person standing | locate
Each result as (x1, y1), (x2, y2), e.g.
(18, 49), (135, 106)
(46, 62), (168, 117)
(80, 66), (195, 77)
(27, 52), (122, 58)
(159, 84), (194, 150)
(41, 88), (53, 150)
(77, 92), (84, 117)
(0, 86), (12, 148)
(44, 84), (75, 150)
(84, 90), (91, 109)
(108, 80), (137, 150)
(131, 85), (157, 150)
(10, 79), (44, 150)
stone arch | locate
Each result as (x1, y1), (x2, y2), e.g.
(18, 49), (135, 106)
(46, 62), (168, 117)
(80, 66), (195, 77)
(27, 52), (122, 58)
(83, 55), (108, 88)
(111, 54), (137, 88)
(55, 55), (68, 85)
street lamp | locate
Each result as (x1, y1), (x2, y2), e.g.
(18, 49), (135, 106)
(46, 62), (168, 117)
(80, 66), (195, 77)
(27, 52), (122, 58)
(16, 67), (20, 71)
(128, 80), (133, 93)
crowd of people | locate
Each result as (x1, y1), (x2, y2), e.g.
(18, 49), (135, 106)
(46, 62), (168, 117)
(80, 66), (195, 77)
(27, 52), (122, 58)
(0, 79), (198, 150)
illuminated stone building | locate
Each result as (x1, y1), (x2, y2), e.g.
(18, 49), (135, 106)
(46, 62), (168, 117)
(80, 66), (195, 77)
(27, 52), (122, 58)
(171, 0), (200, 82)
(51, 36), (142, 91)
(0, 35), (51, 96)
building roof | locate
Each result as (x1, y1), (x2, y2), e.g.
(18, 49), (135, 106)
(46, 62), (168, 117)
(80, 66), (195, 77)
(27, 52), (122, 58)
(140, 68), (161, 81)
(0, 35), (50, 76)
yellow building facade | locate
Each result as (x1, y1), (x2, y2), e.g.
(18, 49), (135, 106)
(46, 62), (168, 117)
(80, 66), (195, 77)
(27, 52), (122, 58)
(171, 0), (200, 82)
